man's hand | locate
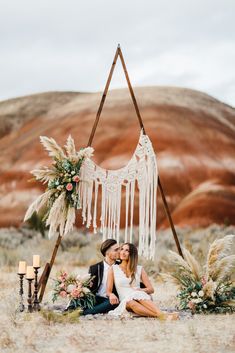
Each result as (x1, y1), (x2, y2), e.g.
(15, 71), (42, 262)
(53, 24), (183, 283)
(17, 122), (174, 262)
(109, 293), (119, 305)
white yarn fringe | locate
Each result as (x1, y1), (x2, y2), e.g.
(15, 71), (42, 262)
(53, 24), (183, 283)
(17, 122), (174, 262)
(79, 130), (158, 260)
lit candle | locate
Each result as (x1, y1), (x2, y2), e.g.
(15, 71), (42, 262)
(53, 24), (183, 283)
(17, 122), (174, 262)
(18, 261), (26, 274)
(26, 266), (35, 279)
(33, 255), (40, 268)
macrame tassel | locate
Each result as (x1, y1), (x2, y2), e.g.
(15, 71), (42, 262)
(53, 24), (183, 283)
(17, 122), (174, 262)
(92, 180), (99, 233)
(129, 180), (135, 243)
(125, 182), (130, 242)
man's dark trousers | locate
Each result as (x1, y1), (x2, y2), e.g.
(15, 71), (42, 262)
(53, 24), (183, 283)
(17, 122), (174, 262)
(82, 295), (117, 315)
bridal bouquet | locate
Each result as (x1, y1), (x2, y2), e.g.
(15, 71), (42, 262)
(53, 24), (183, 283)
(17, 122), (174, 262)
(24, 135), (94, 238)
(163, 235), (235, 314)
(52, 270), (95, 311)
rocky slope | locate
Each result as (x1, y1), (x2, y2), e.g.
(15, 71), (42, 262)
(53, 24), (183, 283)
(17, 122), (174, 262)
(0, 86), (234, 228)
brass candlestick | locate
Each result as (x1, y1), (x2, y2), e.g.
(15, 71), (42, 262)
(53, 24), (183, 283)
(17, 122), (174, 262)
(17, 273), (25, 312)
(27, 278), (33, 313)
(33, 267), (40, 311)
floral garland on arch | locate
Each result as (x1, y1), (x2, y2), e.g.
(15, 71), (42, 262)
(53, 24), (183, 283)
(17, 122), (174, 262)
(162, 235), (235, 314)
(24, 135), (94, 238)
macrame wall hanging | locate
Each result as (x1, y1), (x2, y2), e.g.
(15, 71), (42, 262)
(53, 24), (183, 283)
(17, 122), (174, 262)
(80, 130), (158, 259)
(24, 44), (183, 302)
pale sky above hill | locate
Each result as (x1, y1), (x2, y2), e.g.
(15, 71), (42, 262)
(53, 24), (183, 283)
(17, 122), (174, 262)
(0, 0), (234, 106)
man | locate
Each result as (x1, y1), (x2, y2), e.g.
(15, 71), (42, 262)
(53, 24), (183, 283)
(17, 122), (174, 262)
(82, 239), (120, 315)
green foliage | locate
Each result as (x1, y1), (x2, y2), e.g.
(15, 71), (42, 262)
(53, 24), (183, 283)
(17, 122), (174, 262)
(26, 211), (47, 238)
(40, 308), (81, 324)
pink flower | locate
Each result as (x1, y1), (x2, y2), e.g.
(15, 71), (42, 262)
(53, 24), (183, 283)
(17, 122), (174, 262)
(188, 301), (195, 311)
(72, 175), (80, 183)
(60, 291), (67, 298)
(71, 288), (81, 298)
(66, 183), (73, 191)
(59, 271), (67, 281)
(60, 283), (66, 289)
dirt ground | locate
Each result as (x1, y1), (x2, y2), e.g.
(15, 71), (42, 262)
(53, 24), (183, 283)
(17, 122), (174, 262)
(0, 265), (234, 353)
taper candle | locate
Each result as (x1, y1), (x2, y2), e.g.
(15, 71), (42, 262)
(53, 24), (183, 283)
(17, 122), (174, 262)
(26, 266), (35, 279)
(18, 261), (26, 274)
(33, 255), (40, 268)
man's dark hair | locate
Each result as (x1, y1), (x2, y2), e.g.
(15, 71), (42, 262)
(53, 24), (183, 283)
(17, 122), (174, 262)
(100, 239), (117, 257)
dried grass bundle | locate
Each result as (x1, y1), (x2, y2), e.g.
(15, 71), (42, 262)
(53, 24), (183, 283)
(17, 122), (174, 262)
(210, 255), (235, 282)
(24, 189), (55, 222)
(65, 135), (77, 161)
(40, 136), (66, 160)
(206, 234), (235, 280)
(168, 250), (191, 274)
(46, 192), (67, 239)
(31, 166), (58, 184)
(183, 248), (201, 281)
(164, 235), (235, 313)
(64, 206), (76, 236)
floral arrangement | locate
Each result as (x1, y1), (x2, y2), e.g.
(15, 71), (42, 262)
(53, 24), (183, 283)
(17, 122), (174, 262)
(163, 235), (235, 314)
(52, 270), (95, 311)
(24, 135), (94, 238)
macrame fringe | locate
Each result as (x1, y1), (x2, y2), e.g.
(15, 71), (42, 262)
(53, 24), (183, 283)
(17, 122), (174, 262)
(79, 131), (158, 260)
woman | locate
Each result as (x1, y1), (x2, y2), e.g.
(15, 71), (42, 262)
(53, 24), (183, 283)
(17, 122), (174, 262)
(106, 243), (178, 320)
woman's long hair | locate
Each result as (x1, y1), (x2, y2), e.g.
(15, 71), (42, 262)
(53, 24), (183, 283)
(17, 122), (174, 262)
(123, 243), (138, 284)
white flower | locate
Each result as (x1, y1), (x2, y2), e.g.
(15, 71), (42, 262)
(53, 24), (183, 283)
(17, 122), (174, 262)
(191, 292), (197, 297)
(191, 299), (198, 303)
(195, 298), (203, 304)
(80, 274), (91, 282)
(82, 287), (90, 294)
(198, 290), (204, 297)
(203, 304), (207, 309)
(67, 284), (76, 293)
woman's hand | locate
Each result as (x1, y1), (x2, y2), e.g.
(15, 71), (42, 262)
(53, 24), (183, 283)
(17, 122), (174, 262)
(108, 293), (119, 305)
(140, 268), (154, 294)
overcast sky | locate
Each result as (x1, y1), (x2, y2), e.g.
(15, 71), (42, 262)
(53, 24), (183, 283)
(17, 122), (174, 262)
(0, 0), (234, 106)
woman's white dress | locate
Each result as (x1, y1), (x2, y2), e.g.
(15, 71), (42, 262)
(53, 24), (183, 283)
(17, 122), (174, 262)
(108, 264), (151, 316)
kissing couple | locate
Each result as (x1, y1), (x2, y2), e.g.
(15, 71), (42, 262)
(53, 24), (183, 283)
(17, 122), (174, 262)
(82, 239), (178, 320)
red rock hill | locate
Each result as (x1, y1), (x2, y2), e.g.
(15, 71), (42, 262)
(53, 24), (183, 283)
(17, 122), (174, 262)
(0, 86), (234, 229)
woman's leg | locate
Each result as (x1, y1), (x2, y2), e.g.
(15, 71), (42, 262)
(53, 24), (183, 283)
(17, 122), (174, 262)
(138, 300), (162, 316)
(138, 300), (179, 320)
(126, 300), (157, 317)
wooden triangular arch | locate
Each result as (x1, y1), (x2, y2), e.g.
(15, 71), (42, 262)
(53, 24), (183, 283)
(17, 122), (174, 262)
(38, 44), (183, 302)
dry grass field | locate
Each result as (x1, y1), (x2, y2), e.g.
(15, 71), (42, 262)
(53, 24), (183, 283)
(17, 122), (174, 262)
(0, 224), (235, 353)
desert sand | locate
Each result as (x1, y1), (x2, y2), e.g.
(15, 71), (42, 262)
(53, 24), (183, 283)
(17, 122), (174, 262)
(0, 225), (234, 353)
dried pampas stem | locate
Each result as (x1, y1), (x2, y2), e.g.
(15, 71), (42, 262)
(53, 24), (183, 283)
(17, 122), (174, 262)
(40, 136), (66, 160)
(206, 234), (235, 280)
(46, 192), (67, 239)
(65, 135), (77, 161)
(31, 167), (58, 184)
(64, 206), (76, 236)
(24, 189), (55, 221)
(183, 248), (201, 281)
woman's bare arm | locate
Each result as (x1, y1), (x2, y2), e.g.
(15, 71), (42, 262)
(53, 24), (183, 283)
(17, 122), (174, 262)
(140, 267), (154, 294)
(106, 267), (119, 304)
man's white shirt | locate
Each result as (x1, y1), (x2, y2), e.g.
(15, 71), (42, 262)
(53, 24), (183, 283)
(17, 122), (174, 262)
(96, 260), (111, 298)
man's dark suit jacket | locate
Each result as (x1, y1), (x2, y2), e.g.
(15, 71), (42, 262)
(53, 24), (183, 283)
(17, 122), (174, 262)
(88, 261), (119, 297)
